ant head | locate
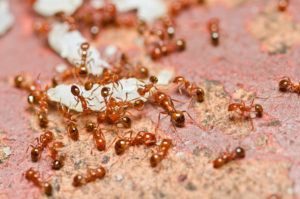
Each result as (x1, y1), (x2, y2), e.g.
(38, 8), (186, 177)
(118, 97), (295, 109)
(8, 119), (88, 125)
(79, 66), (88, 76)
(234, 147), (245, 159)
(150, 154), (162, 167)
(14, 74), (25, 88)
(134, 99), (145, 110)
(173, 76), (184, 83)
(25, 168), (35, 179)
(115, 139), (129, 155)
(176, 39), (186, 51)
(97, 112), (106, 123)
(52, 159), (64, 170)
(171, 111), (185, 127)
(228, 103), (239, 111)
(254, 104), (263, 117)
(80, 42), (90, 50)
(71, 85), (80, 96)
(86, 120), (96, 132)
(27, 94), (36, 104)
(120, 116), (132, 128)
(195, 87), (205, 102)
(149, 76), (158, 84)
(161, 139), (172, 148)
(138, 66), (149, 79)
(279, 78), (291, 92)
(101, 87), (110, 98)
(84, 81), (93, 91)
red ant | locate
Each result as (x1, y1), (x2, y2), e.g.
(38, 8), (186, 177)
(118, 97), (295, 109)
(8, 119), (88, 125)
(228, 99), (263, 129)
(16, 74), (50, 128)
(152, 91), (189, 128)
(278, 77), (300, 94)
(48, 141), (65, 170)
(278, 0), (289, 12)
(59, 42), (93, 82)
(207, 18), (220, 46)
(92, 128), (106, 151)
(29, 131), (54, 162)
(173, 75), (205, 103)
(213, 147), (245, 169)
(137, 76), (158, 96)
(72, 165), (106, 187)
(71, 85), (92, 114)
(114, 130), (157, 155)
(85, 120), (96, 132)
(97, 87), (135, 127)
(58, 104), (80, 141)
(68, 123), (79, 141)
(150, 139), (172, 167)
(25, 168), (53, 196)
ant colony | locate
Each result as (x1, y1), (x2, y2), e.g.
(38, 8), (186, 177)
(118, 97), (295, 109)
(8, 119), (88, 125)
(11, 0), (284, 196)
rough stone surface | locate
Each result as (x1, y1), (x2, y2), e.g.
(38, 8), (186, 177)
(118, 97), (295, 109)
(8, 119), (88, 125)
(0, 0), (300, 198)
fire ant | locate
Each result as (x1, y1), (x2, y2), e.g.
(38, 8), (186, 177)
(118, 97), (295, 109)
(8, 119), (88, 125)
(14, 74), (26, 88)
(48, 141), (65, 170)
(207, 18), (220, 46)
(213, 147), (245, 169)
(92, 128), (106, 151)
(72, 165), (106, 187)
(71, 85), (92, 114)
(68, 123), (79, 141)
(58, 104), (80, 141)
(137, 76), (158, 96)
(29, 131), (54, 162)
(86, 120), (96, 132)
(16, 75), (50, 128)
(278, 0), (289, 12)
(150, 139), (172, 167)
(59, 42), (92, 81)
(25, 168), (53, 196)
(278, 77), (300, 94)
(173, 76), (205, 103)
(228, 98), (263, 129)
(114, 131), (157, 155)
(152, 91), (190, 128)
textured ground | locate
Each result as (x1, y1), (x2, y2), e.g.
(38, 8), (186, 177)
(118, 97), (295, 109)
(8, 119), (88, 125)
(1, 0), (300, 198)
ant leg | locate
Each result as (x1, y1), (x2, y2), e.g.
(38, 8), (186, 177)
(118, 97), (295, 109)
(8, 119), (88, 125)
(90, 84), (101, 96)
(182, 110), (201, 128)
(187, 97), (196, 109)
(155, 112), (168, 134)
